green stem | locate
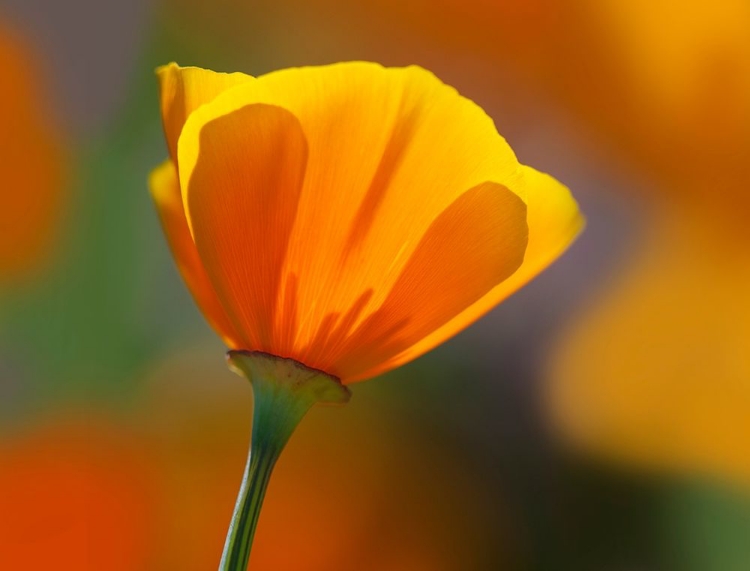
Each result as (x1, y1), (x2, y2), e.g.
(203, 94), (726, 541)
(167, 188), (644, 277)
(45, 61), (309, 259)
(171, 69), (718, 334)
(218, 351), (350, 571)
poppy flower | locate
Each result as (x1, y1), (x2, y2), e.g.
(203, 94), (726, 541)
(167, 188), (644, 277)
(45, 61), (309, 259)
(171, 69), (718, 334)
(150, 61), (581, 382)
(149, 61), (581, 568)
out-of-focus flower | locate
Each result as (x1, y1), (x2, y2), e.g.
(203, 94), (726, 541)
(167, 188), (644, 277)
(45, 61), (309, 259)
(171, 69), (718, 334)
(570, 0), (750, 216)
(139, 346), (496, 570)
(0, 416), (155, 570)
(149, 61), (583, 383)
(546, 1), (750, 488)
(0, 394), (492, 570)
(0, 21), (65, 283)
(548, 216), (750, 487)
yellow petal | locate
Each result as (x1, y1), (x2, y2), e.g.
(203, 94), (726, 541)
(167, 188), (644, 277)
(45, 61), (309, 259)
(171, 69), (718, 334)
(178, 62), (528, 376)
(365, 165), (583, 379)
(183, 104), (309, 352)
(148, 159), (241, 347)
(329, 181), (528, 379)
(156, 62), (253, 165)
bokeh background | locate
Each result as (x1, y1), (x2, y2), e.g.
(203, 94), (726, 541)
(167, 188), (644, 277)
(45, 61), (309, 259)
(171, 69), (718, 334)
(1, 0), (749, 569)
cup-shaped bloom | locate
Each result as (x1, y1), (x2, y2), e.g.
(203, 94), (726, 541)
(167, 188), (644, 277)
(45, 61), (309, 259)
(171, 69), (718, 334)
(150, 62), (582, 382)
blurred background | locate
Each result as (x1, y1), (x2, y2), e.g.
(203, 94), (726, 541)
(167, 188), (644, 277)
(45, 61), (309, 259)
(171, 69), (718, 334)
(1, 0), (749, 569)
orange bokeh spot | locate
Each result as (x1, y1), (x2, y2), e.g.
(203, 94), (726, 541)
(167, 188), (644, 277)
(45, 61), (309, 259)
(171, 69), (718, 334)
(0, 22), (66, 283)
(0, 418), (156, 570)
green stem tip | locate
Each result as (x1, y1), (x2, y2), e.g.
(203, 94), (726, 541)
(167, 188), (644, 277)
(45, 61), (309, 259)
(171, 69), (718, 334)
(218, 351), (350, 571)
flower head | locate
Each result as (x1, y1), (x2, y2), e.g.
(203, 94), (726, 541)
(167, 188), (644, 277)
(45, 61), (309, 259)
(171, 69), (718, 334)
(150, 62), (582, 382)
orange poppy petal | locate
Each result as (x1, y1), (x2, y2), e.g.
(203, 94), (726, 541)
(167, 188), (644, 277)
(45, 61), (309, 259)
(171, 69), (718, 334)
(183, 104), (309, 351)
(332, 181), (528, 380)
(362, 165), (583, 380)
(156, 62), (253, 165)
(178, 62), (527, 369)
(148, 159), (241, 346)
(261, 63), (526, 356)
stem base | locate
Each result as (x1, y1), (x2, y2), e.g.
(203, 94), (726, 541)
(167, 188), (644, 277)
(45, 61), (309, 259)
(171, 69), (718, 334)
(218, 351), (349, 571)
